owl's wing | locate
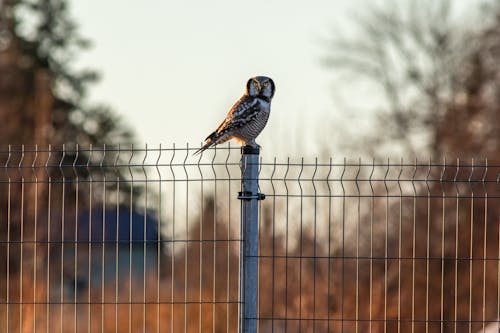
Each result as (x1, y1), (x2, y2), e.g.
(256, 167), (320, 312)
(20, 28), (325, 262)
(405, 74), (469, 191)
(194, 96), (259, 155)
(214, 96), (259, 136)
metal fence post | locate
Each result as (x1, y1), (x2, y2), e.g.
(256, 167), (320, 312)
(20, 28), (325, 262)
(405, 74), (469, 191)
(238, 145), (265, 333)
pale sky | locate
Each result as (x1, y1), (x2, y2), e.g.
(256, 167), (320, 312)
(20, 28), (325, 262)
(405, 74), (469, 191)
(69, 0), (479, 159)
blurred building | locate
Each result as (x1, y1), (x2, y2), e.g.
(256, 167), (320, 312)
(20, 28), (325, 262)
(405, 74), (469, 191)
(50, 205), (160, 301)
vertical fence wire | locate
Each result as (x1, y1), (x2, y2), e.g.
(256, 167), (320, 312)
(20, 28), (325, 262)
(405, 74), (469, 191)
(326, 157), (332, 333)
(425, 159), (431, 333)
(370, 159), (375, 333)
(211, 146), (217, 333)
(183, 145), (188, 333)
(101, 144), (106, 333)
(226, 145), (232, 333)
(469, 160), (474, 333)
(0, 146), (498, 332)
(454, 159), (460, 333)
(114, 144), (120, 333)
(341, 158), (346, 333)
(284, 157), (290, 333)
(440, 159), (446, 333)
(33, 145), (38, 333)
(481, 160), (487, 333)
(196, 148), (203, 333)
(5, 146), (10, 333)
(397, 159), (402, 333)
(73, 145), (79, 333)
(46, 145), (51, 333)
(156, 144), (161, 333)
(169, 144), (175, 333)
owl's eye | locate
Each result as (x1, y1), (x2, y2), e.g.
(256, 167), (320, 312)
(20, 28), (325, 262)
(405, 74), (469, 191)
(253, 81), (259, 88)
(263, 81), (269, 87)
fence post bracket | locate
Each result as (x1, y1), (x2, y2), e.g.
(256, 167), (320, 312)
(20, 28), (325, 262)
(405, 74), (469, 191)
(237, 191), (266, 200)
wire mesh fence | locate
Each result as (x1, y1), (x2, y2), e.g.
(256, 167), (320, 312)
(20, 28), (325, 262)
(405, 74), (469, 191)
(0, 144), (498, 333)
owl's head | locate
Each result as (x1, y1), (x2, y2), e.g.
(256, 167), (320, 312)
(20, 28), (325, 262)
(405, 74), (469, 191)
(246, 76), (275, 100)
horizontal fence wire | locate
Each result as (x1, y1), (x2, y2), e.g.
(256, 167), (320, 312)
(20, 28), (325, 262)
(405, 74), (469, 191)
(0, 144), (498, 333)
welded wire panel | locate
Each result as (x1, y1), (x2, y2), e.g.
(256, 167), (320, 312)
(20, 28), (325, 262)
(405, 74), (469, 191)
(256, 158), (500, 333)
(0, 144), (243, 333)
(0, 145), (498, 333)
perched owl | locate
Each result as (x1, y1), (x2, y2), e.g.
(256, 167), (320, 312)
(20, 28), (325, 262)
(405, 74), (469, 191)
(194, 76), (275, 155)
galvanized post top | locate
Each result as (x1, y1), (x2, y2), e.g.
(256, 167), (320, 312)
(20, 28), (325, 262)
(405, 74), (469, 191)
(241, 145), (260, 155)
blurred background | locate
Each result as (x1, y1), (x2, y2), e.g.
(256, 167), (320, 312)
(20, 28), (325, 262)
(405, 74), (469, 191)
(2, 0), (498, 158)
(0, 0), (499, 332)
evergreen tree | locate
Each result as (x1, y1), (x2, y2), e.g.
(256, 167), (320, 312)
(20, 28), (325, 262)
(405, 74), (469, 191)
(0, 3), (143, 330)
(0, 0), (134, 146)
(0, 0), (142, 199)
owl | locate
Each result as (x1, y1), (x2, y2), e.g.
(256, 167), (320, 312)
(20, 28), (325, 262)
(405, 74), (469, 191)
(194, 76), (275, 155)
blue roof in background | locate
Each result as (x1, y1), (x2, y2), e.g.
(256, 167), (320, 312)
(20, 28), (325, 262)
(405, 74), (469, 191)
(76, 205), (159, 242)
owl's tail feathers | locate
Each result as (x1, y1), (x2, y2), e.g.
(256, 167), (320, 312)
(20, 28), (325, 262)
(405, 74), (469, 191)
(193, 132), (217, 155)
